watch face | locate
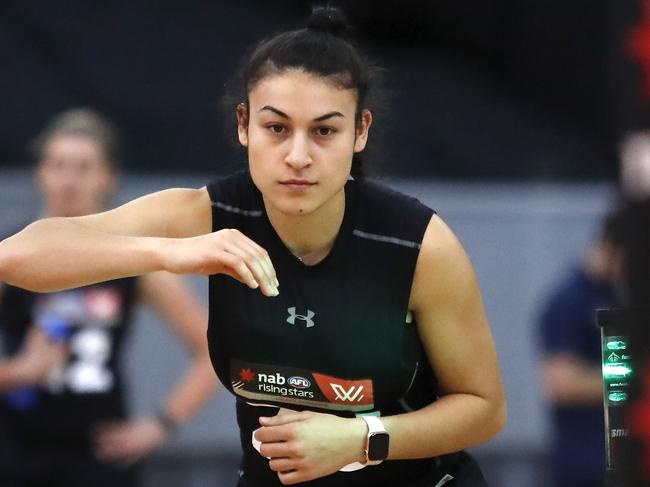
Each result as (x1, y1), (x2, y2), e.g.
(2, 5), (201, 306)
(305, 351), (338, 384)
(368, 431), (390, 461)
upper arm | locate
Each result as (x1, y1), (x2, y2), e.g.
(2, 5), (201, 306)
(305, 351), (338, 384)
(69, 187), (213, 238)
(410, 215), (504, 403)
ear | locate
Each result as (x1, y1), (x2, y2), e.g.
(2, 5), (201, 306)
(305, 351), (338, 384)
(236, 103), (249, 147)
(353, 109), (373, 153)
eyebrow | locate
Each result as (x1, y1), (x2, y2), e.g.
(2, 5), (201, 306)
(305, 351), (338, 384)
(259, 105), (345, 122)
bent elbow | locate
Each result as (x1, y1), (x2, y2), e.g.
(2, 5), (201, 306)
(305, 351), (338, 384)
(493, 399), (508, 437)
(0, 240), (47, 292)
(480, 395), (507, 443)
(0, 239), (20, 285)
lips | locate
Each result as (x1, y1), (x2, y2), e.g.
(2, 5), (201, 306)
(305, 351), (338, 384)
(279, 179), (316, 189)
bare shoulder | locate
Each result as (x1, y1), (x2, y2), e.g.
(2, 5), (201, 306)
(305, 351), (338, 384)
(410, 214), (477, 311)
(73, 186), (213, 238)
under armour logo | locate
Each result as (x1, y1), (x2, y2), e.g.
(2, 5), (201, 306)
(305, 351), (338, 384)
(286, 307), (315, 328)
(330, 383), (365, 402)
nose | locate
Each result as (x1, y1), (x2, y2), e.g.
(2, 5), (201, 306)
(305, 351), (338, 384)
(285, 133), (312, 170)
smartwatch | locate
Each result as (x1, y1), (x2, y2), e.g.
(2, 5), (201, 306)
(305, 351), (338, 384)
(361, 415), (390, 465)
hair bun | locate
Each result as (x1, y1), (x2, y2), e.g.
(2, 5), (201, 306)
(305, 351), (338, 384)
(307, 6), (349, 37)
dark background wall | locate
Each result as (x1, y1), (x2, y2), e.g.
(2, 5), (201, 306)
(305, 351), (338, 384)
(0, 0), (647, 179)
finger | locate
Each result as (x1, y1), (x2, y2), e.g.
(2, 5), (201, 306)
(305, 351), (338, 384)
(277, 469), (305, 485)
(268, 458), (298, 473)
(259, 442), (291, 459)
(95, 426), (129, 442)
(224, 229), (279, 289)
(237, 234), (279, 288)
(95, 431), (135, 460)
(254, 425), (292, 444)
(238, 240), (278, 291)
(222, 241), (276, 295)
(222, 250), (278, 297)
(217, 252), (260, 290)
(260, 412), (308, 427)
(95, 431), (127, 449)
(102, 425), (130, 436)
(218, 229), (279, 293)
(96, 439), (142, 464)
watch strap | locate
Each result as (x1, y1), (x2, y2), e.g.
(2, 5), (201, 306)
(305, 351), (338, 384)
(361, 415), (388, 465)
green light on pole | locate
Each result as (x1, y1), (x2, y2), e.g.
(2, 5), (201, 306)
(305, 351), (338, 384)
(606, 340), (627, 351)
(603, 363), (633, 379)
(608, 392), (628, 402)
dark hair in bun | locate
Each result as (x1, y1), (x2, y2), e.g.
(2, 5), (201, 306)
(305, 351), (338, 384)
(307, 5), (350, 38)
(224, 5), (384, 177)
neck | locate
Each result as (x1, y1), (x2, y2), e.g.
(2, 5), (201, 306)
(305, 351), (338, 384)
(263, 189), (346, 265)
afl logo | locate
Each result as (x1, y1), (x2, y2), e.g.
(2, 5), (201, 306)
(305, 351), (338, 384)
(288, 376), (311, 389)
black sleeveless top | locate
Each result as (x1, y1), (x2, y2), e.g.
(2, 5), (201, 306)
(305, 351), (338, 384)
(0, 274), (138, 449)
(207, 172), (459, 487)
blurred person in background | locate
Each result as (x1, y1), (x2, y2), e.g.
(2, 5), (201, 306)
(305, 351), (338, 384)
(0, 108), (219, 487)
(620, 131), (650, 202)
(537, 210), (626, 487)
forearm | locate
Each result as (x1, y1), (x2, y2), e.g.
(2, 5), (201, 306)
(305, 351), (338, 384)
(161, 353), (220, 425)
(0, 218), (166, 292)
(382, 393), (506, 460)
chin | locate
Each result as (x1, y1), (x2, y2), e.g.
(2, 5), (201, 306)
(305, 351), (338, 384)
(276, 202), (316, 216)
(267, 196), (319, 217)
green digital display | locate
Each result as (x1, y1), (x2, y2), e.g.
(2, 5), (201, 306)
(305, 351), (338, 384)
(601, 336), (631, 407)
(608, 392), (628, 402)
(606, 340), (627, 351)
(598, 310), (634, 474)
(602, 363), (633, 379)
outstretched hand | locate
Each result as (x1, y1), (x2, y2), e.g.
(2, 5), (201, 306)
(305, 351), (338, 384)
(254, 411), (367, 485)
(162, 229), (279, 297)
(94, 417), (169, 466)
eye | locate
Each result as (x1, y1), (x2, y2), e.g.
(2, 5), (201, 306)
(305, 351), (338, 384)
(315, 127), (336, 137)
(267, 124), (286, 135)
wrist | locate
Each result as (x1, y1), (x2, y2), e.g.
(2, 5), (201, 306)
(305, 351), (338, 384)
(154, 409), (179, 435)
(144, 237), (173, 273)
(350, 417), (369, 464)
(360, 415), (390, 465)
